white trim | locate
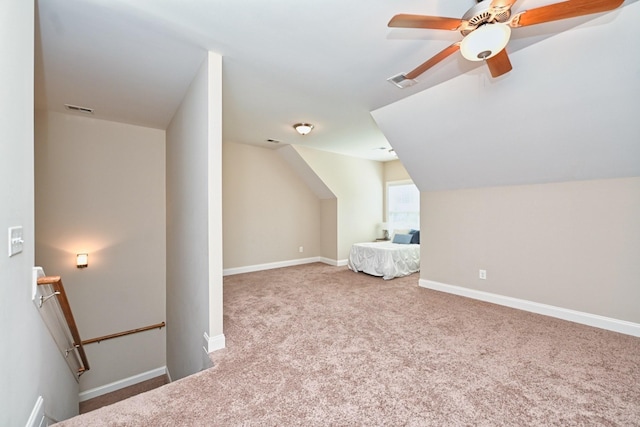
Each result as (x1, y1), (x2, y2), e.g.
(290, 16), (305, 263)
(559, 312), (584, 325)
(420, 279), (640, 337)
(78, 366), (167, 402)
(32, 267), (44, 301)
(203, 332), (226, 353)
(25, 396), (44, 427)
(318, 257), (338, 266)
(223, 256), (342, 276)
(318, 257), (348, 267)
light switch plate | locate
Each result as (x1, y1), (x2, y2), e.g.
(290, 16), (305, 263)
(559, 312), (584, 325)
(8, 226), (24, 257)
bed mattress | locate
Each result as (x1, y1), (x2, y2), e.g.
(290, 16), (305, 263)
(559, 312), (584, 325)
(347, 241), (420, 280)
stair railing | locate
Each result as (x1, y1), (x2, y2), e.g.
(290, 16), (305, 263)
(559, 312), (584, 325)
(35, 273), (89, 379)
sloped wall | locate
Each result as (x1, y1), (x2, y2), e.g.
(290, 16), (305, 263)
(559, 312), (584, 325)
(293, 146), (384, 260)
(371, 4), (640, 192)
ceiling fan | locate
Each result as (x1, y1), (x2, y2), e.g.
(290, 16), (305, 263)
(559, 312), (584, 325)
(387, 0), (624, 85)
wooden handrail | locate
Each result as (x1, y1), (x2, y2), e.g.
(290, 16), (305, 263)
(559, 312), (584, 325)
(82, 322), (165, 345)
(37, 275), (90, 374)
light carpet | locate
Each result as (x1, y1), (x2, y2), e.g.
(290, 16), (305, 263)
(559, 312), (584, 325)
(56, 263), (640, 426)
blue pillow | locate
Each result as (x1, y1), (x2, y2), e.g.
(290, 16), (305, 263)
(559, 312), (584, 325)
(392, 233), (412, 244)
(410, 230), (420, 244)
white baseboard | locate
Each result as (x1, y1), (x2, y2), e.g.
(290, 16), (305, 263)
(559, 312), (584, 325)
(319, 257), (348, 267)
(202, 333), (225, 370)
(203, 332), (226, 353)
(420, 279), (640, 338)
(79, 366), (167, 402)
(223, 256), (343, 276)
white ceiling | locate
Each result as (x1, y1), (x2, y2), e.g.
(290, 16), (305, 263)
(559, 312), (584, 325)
(35, 0), (637, 166)
(373, 0), (640, 190)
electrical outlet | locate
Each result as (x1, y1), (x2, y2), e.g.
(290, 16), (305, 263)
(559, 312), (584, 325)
(299, 246), (304, 253)
(479, 269), (487, 280)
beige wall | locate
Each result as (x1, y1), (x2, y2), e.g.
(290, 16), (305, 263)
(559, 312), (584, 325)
(34, 110), (166, 392)
(1, 1), (80, 423)
(384, 159), (410, 183)
(421, 177), (640, 323)
(222, 142), (322, 268)
(295, 146), (384, 260)
(166, 52), (223, 381)
(320, 198), (338, 260)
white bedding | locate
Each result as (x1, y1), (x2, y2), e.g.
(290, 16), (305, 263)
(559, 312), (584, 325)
(347, 241), (420, 280)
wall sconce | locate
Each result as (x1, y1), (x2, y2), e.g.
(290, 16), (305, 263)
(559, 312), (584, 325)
(76, 253), (88, 268)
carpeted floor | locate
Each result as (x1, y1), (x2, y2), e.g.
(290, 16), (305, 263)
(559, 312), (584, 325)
(56, 263), (640, 426)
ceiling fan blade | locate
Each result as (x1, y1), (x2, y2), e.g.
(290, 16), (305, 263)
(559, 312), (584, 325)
(388, 14), (463, 31)
(490, 0), (520, 12)
(511, 0), (623, 27)
(405, 43), (461, 80)
(486, 49), (513, 77)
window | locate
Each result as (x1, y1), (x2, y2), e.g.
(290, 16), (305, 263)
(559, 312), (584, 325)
(387, 181), (420, 232)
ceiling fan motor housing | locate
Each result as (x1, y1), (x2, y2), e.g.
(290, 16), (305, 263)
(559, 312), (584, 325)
(461, 1), (511, 36)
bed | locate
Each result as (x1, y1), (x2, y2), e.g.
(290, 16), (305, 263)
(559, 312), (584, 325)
(347, 240), (420, 280)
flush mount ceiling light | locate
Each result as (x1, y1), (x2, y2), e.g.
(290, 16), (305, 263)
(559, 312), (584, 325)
(460, 23), (511, 61)
(293, 123), (314, 135)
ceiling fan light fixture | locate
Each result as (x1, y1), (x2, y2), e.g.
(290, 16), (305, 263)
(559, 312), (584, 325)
(293, 123), (314, 135)
(460, 23), (511, 62)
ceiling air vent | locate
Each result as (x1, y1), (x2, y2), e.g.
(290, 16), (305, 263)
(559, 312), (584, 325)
(387, 73), (417, 89)
(64, 104), (94, 114)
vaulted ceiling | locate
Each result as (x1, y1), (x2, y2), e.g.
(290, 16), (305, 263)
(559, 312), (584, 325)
(373, 0), (640, 190)
(36, 0), (639, 175)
